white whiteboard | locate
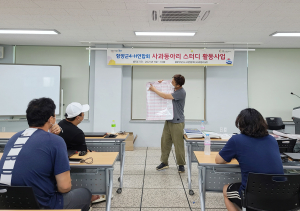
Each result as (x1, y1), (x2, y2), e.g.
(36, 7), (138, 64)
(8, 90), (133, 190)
(248, 49), (300, 121)
(0, 64), (61, 116)
(132, 66), (205, 120)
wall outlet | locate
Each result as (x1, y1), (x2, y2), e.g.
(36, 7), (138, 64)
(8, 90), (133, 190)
(224, 127), (227, 133)
(220, 127), (223, 133)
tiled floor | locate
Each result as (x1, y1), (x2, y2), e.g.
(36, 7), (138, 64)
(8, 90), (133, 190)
(92, 147), (226, 211)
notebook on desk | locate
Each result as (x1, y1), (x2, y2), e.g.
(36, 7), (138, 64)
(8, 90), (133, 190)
(85, 132), (107, 137)
(283, 153), (300, 161)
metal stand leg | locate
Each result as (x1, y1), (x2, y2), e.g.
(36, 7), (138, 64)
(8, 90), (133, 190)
(106, 168), (113, 211)
(198, 166), (206, 211)
(186, 142), (194, 195)
(117, 142), (125, 194)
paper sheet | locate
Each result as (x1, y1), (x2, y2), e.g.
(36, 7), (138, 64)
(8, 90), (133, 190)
(146, 80), (174, 120)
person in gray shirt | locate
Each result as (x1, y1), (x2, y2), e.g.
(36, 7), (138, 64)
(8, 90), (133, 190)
(149, 74), (186, 173)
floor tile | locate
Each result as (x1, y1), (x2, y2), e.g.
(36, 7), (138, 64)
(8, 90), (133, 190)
(181, 175), (199, 189)
(142, 189), (189, 208)
(125, 150), (147, 157)
(135, 147), (148, 150)
(124, 156), (146, 165)
(93, 209), (140, 211)
(147, 147), (162, 150)
(146, 150), (162, 157)
(146, 156), (176, 165)
(113, 174), (144, 188)
(145, 165), (179, 175)
(185, 189), (226, 209)
(93, 188), (142, 208)
(114, 164), (145, 175)
(142, 208), (191, 211)
(144, 174), (183, 189)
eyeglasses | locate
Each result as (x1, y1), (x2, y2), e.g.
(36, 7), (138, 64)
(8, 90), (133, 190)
(117, 131), (126, 135)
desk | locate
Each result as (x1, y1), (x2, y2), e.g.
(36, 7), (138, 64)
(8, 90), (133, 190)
(194, 151), (300, 211)
(0, 132), (128, 194)
(184, 135), (229, 195)
(0, 132), (16, 149)
(0, 152), (118, 211)
(194, 151), (241, 211)
(85, 133), (128, 194)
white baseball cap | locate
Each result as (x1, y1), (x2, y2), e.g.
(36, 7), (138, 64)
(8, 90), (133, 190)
(66, 102), (90, 118)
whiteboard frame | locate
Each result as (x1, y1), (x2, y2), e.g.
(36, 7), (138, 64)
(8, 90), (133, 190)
(0, 63), (61, 117)
(130, 66), (206, 121)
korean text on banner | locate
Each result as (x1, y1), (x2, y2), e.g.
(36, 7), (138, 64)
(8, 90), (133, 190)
(107, 48), (234, 66)
(146, 81), (174, 120)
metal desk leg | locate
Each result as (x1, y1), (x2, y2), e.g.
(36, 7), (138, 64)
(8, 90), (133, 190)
(198, 166), (206, 211)
(186, 142), (194, 195)
(106, 168), (113, 211)
(117, 142), (125, 194)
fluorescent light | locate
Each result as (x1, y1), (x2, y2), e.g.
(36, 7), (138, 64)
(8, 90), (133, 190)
(271, 32), (300, 37)
(0, 29), (60, 35)
(135, 32), (196, 36)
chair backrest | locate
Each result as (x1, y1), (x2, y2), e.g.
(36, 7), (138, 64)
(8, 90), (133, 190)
(244, 173), (300, 211)
(0, 185), (40, 209)
(277, 139), (297, 153)
(266, 117), (285, 130)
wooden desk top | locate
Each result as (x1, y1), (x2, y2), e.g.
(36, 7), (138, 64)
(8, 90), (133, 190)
(0, 132), (17, 139)
(184, 134), (229, 142)
(70, 152), (119, 167)
(0, 152), (119, 167)
(0, 132), (128, 141)
(85, 133), (128, 140)
(194, 151), (239, 165)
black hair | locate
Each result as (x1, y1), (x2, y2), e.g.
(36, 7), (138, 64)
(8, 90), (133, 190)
(173, 74), (185, 86)
(65, 112), (82, 121)
(26, 98), (56, 127)
(235, 108), (268, 138)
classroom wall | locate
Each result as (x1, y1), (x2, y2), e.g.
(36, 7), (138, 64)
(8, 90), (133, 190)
(0, 47), (296, 142)
(93, 45), (123, 133)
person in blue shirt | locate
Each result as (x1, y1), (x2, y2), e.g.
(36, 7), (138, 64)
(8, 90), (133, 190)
(0, 98), (92, 211)
(215, 108), (284, 211)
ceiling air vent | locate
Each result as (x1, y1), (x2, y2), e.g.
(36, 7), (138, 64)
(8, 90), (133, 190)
(160, 10), (201, 22)
(148, 3), (216, 23)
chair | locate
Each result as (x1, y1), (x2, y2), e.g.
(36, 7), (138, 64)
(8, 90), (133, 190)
(277, 139), (297, 153)
(0, 185), (40, 209)
(242, 173), (300, 211)
(266, 117), (285, 131)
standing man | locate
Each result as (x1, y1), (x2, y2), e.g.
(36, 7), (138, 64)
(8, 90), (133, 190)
(149, 74), (186, 173)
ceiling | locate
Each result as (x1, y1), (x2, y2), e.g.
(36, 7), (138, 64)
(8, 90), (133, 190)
(0, 0), (300, 48)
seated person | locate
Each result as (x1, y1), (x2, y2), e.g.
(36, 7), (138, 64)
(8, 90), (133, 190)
(215, 108), (284, 211)
(0, 98), (93, 211)
(58, 102), (90, 152)
(58, 102), (106, 203)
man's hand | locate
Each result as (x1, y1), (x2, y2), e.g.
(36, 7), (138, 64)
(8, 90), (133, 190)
(148, 84), (157, 92)
(50, 124), (61, 135)
(158, 80), (163, 83)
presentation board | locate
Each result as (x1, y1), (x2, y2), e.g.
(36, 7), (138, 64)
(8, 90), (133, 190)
(0, 64), (61, 116)
(132, 66), (205, 120)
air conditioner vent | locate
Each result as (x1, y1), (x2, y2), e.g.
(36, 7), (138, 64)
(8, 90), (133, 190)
(161, 10), (201, 22)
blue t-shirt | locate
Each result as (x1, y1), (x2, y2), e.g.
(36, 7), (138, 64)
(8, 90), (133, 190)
(0, 129), (70, 209)
(219, 134), (284, 194)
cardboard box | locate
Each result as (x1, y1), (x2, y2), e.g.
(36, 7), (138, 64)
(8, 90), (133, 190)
(125, 132), (137, 151)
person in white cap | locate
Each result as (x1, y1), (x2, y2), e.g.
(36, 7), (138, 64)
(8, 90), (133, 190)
(58, 102), (90, 151)
(58, 102), (107, 203)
